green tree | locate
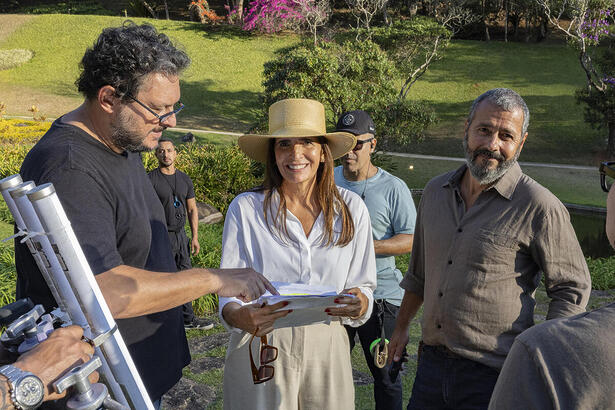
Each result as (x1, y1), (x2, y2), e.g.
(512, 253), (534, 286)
(369, 17), (452, 100)
(540, 0), (615, 157)
(262, 40), (398, 124)
(261, 40), (437, 147)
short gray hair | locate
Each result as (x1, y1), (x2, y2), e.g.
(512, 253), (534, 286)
(467, 88), (530, 135)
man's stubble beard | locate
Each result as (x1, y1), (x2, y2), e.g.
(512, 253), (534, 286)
(463, 132), (521, 186)
(110, 109), (158, 153)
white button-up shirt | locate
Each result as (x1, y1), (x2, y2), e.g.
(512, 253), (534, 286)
(219, 187), (377, 331)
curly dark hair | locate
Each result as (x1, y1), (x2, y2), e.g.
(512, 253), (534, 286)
(76, 21), (190, 100)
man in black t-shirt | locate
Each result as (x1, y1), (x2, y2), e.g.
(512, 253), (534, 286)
(15, 22), (276, 407)
(149, 138), (214, 330)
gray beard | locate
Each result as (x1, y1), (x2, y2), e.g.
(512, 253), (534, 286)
(463, 135), (519, 186)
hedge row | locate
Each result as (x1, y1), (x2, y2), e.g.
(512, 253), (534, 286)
(0, 120), (259, 214)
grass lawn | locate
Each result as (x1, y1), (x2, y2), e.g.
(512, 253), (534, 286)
(0, 14), (606, 165)
(380, 155), (605, 207)
(406, 39), (604, 165)
(0, 14), (299, 131)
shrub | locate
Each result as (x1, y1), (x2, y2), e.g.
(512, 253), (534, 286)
(371, 99), (438, 148)
(261, 40), (437, 146)
(0, 144), (33, 180)
(144, 143), (258, 214)
(585, 256), (615, 290)
(262, 40), (398, 126)
(0, 246), (16, 307)
(0, 118), (50, 145)
(191, 223), (225, 314)
(0, 49), (34, 71)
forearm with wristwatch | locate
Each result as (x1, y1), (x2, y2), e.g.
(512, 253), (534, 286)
(0, 364), (44, 410)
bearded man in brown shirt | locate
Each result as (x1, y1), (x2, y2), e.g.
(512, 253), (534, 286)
(388, 88), (591, 410)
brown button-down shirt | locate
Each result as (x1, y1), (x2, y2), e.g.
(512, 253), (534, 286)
(400, 163), (591, 369)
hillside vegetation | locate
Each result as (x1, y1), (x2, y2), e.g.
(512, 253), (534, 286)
(0, 13), (604, 165)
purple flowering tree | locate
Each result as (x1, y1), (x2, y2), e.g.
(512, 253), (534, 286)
(242, 0), (304, 33)
(540, 0), (615, 157)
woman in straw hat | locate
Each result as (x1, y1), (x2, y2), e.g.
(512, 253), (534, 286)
(218, 98), (377, 409)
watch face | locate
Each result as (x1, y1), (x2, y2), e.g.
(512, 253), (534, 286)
(15, 375), (44, 407)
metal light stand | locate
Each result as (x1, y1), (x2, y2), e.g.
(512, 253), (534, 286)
(7, 181), (130, 408)
(0, 176), (154, 410)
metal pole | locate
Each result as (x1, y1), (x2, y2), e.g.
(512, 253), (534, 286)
(27, 183), (153, 410)
(7, 182), (129, 407)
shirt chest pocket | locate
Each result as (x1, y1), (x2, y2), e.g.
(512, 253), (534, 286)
(467, 229), (519, 273)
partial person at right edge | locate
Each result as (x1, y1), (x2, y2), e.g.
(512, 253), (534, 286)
(334, 110), (416, 410)
(488, 162), (615, 410)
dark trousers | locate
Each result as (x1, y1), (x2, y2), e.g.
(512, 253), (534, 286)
(345, 300), (404, 410)
(168, 230), (196, 323)
(407, 345), (500, 410)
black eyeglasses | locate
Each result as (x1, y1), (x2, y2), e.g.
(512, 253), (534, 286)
(600, 161), (615, 192)
(126, 94), (184, 124)
(353, 137), (374, 151)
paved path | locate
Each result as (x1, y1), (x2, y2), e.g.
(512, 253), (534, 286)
(384, 152), (596, 171)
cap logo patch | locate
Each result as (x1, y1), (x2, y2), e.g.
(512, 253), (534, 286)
(342, 114), (355, 126)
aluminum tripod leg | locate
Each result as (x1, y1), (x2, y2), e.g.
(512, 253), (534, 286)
(27, 183), (154, 410)
(6, 181), (130, 408)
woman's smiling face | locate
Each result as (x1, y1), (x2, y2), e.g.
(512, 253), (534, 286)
(274, 137), (323, 187)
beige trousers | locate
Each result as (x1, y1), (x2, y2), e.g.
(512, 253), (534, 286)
(223, 320), (355, 410)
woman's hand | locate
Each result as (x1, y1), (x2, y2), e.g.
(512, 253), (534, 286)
(325, 287), (368, 319)
(223, 301), (292, 336)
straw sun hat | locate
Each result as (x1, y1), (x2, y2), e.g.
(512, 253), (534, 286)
(239, 99), (356, 163)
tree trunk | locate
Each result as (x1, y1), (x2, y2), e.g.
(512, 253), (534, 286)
(485, 22), (490, 41)
(504, 0), (508, 43)
(608, 120), (615, 159)
(139, 0), (157, 18)
(164, 0), (170, 19)
(236, 0), (244, 19)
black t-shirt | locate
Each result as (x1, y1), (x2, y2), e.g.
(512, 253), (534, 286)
(16, 118), (190, 400)
(148, 168), (195, 232)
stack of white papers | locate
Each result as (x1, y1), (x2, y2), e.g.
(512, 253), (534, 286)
(258, 282), (354, 329)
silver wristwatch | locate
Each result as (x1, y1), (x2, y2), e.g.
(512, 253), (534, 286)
(0, 365), (44, 410)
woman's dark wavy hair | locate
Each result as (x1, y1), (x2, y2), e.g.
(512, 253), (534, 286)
(259, 138), (355, 247)
(76, 21), (190, 100)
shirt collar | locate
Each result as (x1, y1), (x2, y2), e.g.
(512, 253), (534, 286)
(443, 162), (522, 200)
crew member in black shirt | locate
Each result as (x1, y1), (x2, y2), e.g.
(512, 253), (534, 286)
(149, 138), (214, 330)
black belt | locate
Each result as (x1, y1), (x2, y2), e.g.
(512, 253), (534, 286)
(424, 344), (461, 359)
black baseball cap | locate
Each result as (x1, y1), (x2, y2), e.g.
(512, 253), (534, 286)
(335, 110), (376, 136)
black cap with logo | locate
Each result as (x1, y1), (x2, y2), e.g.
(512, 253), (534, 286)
(335, 110), (376, 136)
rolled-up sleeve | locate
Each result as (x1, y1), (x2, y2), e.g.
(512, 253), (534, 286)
(532, 205), (591, 319)
(218, 199), (249, 332)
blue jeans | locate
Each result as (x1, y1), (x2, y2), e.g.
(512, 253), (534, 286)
(346, 300), (404, 410)
(407, 345), (499, 410)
